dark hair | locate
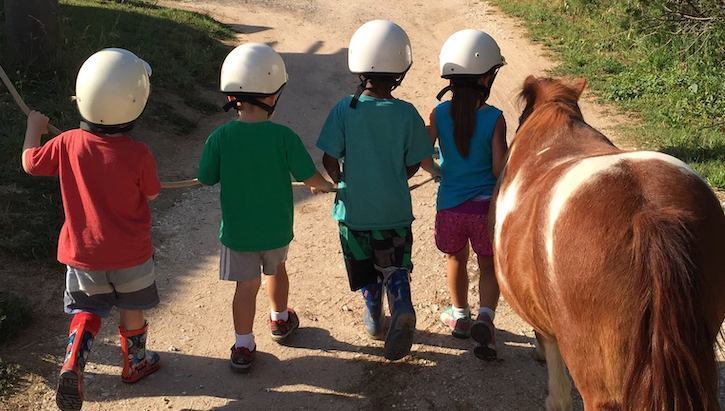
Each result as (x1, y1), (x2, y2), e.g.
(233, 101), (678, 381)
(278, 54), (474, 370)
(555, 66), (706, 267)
(364, 74), (401, 91)
(450, 77), (490, 158)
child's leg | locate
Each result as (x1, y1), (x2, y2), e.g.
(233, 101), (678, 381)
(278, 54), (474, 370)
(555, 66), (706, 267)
(338, 224), (385, 338)
(266, 261), (300, 342)
(233, 276), (262, 336)
(58, 265), (110, 411)
(439, 244), (474, 338)
(261, 247), (298, 342)
(109, 258), (161, 382)
(228, 276), (261, 373)
(376, 227), (416, 361)
(469, 202), (499, 360)
(447, 244), (470, 310)
(436, 209), (474, 337)
(266, 262), (288, 313)
(119, 309), (161, 383)
(477, 255), (499, 317)
(119, 309), (145, 331)
(57, 311), (102, 411)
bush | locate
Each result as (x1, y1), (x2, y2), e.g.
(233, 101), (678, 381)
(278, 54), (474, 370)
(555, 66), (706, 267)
(0, 292), (33, 344)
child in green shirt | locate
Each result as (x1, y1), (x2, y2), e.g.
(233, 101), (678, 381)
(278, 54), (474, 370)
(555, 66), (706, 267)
(198, 43), (334, 373)
(317, 20), (434, 361)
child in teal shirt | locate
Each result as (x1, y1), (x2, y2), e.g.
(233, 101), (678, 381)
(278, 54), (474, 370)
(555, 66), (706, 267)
(317, 20), (433, 361)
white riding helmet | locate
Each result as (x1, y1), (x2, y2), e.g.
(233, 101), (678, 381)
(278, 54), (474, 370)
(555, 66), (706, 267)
(439, 29), (505, 78)
(75, 48), (152, 126)
(220, 43), (287, 95)
(348, 20), (412, 75)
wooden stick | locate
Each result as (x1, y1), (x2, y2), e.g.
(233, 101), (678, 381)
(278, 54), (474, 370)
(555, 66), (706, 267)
(408, 176), (436, 191)
(0, 62), (62, 136)
(160, 178), (436, 192)
(160, 178), (202, 189)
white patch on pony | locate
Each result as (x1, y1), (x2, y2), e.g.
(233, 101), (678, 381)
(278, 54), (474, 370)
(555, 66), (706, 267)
(494, 172), (521, 295)
(545, 151), (697, 273)
(537, 147), (551, 156)
(495, 173), (522, 250)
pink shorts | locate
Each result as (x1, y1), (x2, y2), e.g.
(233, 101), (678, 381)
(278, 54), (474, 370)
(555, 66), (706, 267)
(434, 199), (493, 257)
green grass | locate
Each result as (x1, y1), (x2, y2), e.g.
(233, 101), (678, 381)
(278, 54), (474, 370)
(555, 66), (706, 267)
(490, 0), (724, 188)
(0, 0), (233, 260)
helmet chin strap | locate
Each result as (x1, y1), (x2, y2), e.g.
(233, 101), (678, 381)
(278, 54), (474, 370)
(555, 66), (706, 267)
(349, 72), (407, 109)
(223, 87), (285, 118)
(436, 67), (501, 102)
(80, 120), (134, 135)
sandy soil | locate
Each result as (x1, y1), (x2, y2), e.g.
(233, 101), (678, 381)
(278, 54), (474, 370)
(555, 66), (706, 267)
(1, 0), (722, 410)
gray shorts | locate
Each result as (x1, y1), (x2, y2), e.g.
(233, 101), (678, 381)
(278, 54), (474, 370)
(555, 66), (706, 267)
(64, 258), (159, 317)
(219, 245), (288, 281)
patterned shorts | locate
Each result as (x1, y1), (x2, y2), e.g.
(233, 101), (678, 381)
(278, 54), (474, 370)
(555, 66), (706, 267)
(434, 199), (493, 257)
(64, 258), (159, 318)
(338, 224), (413, 291)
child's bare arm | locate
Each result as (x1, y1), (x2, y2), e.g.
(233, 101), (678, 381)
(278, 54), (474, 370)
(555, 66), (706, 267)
(491, 115), (508, 178)
(420, 110), (441, 178)
(21, 111), (49, 173)
(322, 153), (342, 184)
(303, 171), (335, 193)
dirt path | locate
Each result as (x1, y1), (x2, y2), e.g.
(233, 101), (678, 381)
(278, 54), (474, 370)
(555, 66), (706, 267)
(3, 1), (722, 410)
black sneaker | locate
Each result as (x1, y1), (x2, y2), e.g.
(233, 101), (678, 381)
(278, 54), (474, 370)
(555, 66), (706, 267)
(230, 345), (255, 373)
(471, 313), (497, 361)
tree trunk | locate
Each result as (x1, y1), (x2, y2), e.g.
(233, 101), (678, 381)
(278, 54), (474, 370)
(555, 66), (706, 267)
(4, 0), (60, 66)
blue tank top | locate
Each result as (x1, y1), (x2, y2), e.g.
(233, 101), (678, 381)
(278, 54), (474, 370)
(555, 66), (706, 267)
(435, 101), (502, 211)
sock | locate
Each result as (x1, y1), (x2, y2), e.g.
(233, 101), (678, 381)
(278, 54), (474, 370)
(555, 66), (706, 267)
(452, 305), (470, 320)
(478, 307), (496, 322)
(270, 309), (289, 322)
(235, 333), (255, 350)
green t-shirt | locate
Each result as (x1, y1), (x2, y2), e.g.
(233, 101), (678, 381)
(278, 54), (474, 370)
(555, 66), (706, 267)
(316, 95), (434, 230)
(198, 120), (316, 251)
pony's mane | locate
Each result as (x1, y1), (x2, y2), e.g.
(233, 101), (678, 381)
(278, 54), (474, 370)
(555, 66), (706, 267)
(518, 77), (585, 130)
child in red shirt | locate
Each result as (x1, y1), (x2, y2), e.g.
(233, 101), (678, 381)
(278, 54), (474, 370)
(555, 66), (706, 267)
(21, 48), (162, 411)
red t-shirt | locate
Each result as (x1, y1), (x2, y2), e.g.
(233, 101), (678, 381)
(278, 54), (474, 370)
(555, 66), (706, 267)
(24, 129), (161, 270)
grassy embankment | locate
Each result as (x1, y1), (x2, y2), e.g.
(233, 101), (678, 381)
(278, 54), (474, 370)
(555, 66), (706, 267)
(490, 0), (724, 189)
(0, 0), (233, 396)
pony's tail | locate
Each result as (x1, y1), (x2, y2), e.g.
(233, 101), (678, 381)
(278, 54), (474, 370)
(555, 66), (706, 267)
(623, 208), (719, 411)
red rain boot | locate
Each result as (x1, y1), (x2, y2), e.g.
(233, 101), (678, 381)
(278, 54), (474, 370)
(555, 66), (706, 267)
(119, 322), (160, 383)
(56, 312), (101, 411)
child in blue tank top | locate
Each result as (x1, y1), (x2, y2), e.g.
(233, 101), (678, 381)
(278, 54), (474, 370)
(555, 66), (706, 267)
(422, 29), (508, 360)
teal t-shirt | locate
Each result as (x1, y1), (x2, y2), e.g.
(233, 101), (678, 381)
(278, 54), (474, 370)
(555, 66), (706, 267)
(316, 95), (434, 230)
(198, 120), (316, 251)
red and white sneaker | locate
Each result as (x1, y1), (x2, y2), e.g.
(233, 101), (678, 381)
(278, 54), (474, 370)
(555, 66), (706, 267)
(269, 309), (299, 342)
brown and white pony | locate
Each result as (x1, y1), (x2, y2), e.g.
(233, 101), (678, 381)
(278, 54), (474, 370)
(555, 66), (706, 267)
(491, 76), (725, 410)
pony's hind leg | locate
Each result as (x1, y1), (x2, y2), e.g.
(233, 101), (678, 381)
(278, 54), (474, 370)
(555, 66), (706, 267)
(541, 338), (572, 411)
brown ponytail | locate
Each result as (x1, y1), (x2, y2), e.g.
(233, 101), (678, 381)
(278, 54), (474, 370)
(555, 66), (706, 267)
(451, 79), (487, 158)
(449, 69), (498, 157)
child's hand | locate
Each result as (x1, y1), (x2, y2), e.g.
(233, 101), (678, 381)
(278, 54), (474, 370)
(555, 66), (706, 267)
(310, 180), (335, 195)
(27, 111), (49, 135)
